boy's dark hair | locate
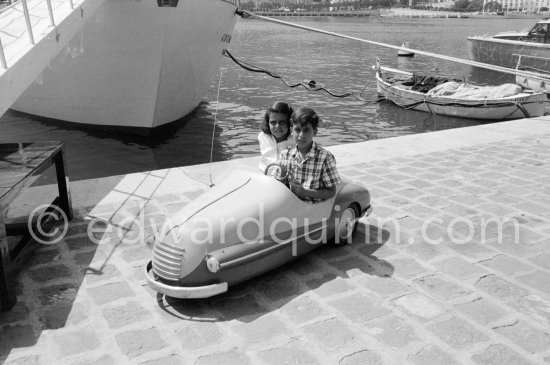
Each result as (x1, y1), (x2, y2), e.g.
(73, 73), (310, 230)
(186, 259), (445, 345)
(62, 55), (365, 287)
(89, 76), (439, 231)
(261, 101), (293, 137)
(291, 107), (320, 130)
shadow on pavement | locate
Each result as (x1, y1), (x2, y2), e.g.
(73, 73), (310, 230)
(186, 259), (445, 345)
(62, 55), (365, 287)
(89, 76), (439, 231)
(0, 212), (100, 363)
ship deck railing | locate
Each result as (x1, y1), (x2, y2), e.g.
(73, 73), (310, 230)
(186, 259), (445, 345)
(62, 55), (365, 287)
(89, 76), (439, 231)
(0, 0), (106, 119)
(0, 0), (88, 69)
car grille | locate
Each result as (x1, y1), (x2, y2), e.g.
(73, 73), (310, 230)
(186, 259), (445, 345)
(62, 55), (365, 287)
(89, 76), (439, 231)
(152, 239), (184, 281)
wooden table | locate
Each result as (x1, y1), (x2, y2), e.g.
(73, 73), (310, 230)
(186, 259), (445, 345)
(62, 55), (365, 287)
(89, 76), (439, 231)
(0, 142), (72, 311)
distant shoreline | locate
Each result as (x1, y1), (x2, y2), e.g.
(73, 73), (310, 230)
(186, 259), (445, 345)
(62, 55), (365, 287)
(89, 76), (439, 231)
(252, 8), (469, 19)
(252, 8), (547, 19)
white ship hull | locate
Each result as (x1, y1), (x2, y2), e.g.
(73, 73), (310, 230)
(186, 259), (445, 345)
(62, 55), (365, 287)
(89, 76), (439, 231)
(12, 0), (239, 131)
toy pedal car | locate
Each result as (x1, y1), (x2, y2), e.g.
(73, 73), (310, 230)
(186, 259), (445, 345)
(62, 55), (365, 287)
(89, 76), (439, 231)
(145, 168), (371, 298)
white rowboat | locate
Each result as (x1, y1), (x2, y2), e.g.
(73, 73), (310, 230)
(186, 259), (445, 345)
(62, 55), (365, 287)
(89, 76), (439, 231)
(375, 60), (546, 120)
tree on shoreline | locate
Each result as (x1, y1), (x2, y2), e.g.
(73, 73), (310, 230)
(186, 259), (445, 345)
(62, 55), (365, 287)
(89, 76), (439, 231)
(453, 0), (483, 11)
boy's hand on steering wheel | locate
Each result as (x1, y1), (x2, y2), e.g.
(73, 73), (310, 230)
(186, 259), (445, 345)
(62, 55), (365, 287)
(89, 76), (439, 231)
(289, 181), (306, 197)
(264, 163), (287, 182)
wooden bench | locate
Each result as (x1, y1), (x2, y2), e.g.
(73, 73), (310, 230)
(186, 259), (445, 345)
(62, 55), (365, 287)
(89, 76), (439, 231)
(0, 141), (73, 311)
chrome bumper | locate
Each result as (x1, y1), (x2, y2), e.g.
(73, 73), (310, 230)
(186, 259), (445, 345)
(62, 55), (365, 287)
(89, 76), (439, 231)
(145, 261), (228, 299)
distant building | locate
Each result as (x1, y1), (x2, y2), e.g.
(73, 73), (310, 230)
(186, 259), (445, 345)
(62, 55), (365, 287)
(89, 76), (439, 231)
(248, 0), (320, 4)
(500, 0), (550, 11)
(415, 0), (455, 8)
(415, 0), (549, 10)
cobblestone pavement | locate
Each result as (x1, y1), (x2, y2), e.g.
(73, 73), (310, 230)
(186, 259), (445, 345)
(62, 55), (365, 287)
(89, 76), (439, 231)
(1, 124), (550, 364)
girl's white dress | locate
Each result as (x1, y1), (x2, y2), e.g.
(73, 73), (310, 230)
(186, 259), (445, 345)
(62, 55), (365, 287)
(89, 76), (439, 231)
(258, 132), (293, 172)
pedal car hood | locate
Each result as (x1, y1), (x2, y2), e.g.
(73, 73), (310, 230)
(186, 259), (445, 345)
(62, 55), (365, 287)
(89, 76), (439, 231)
(157, 170), (336, 278)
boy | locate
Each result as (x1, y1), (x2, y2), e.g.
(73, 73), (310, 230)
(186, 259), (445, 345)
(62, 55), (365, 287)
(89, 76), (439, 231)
(279, 107), (342, 203)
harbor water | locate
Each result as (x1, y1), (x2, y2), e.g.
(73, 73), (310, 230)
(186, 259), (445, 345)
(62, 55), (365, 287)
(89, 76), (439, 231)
(0, 16), (542, 181)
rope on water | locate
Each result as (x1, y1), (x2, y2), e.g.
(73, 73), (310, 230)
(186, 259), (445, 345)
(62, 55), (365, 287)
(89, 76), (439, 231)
(241, 10), (550, 83)
(223, 49), (376, 102)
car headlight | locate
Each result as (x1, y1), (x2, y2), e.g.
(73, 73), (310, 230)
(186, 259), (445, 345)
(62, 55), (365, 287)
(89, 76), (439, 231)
(206, 256), (220, 273)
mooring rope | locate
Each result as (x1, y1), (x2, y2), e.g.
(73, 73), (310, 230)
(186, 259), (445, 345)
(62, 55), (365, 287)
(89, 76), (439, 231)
(223, 49), (378, 102)
(241, 10), (550, 83)
(209, 68), (225, 188)
(515, 102), (532, 118)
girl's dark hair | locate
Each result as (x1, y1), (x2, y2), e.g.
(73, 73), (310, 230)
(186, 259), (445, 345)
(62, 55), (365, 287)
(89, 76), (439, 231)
(291, 107), (320, 130)
(261, 101), (293, 138)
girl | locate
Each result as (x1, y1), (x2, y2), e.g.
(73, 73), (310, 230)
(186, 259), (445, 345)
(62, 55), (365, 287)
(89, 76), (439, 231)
(258, 101), (294, 172)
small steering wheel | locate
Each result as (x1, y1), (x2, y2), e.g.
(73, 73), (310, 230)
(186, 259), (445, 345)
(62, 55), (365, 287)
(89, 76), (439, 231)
(264, 162), (289, 182)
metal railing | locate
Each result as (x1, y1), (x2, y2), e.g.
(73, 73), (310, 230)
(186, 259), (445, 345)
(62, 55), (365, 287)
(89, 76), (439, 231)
(0, 37), (6, 68)
(0, 0), (78, 69)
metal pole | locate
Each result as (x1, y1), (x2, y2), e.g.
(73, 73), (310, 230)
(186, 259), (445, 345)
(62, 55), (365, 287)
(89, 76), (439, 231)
(0, 37), (7, 69)
(21, 0), (35, 45)
(46, 0), (55, 26)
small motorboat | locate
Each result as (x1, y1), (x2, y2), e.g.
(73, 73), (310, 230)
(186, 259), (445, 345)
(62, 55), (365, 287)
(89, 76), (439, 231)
(397, 41), (414, 57)
(514, 54), (550, 94)
(467, 20), (550, 68)
(374, 59), (546, 120)
(145, 167), (372, 299)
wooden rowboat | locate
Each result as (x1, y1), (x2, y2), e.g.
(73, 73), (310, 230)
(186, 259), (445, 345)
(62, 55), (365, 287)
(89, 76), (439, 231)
(375, 59), (546, 120)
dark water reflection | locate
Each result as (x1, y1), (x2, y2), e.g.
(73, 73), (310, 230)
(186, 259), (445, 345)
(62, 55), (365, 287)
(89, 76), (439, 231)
(0, 16), (541, 180)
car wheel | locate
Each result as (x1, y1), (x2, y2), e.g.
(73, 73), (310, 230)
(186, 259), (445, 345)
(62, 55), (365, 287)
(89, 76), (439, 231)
(336, 204), (359, 244)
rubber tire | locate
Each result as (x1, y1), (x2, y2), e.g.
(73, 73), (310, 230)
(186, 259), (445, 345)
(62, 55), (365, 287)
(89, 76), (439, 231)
(336, 204), (359, 245)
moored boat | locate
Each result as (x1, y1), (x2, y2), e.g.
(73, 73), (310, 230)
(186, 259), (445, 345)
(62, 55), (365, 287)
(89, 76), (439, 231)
(11, 0), (240, 133)
(514, 54), (550, 93)
(374, 59), (546, 120)
(467, 20), (550, 68)
(397, 41), (414, 57)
